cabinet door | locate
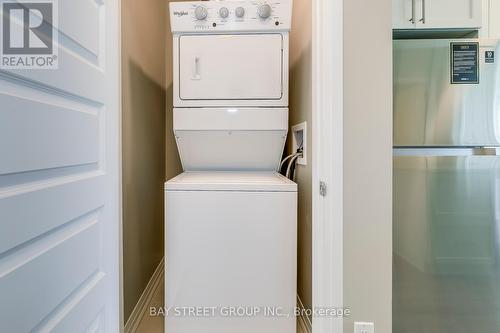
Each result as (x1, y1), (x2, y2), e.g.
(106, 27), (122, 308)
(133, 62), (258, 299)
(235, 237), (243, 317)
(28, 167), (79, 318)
(417, 0), (482, 29)
(393, 0), (418, 29)
(489, 0), (500, 37)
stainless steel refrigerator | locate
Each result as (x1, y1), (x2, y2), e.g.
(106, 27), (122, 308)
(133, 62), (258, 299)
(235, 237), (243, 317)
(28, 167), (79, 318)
(393, 39), (500, 332)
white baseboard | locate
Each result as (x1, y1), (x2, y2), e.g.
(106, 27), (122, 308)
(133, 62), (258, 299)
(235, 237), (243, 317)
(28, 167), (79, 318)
(124, 258), (164, 333)
(297, 294), (312, 333)
(124, 263), (310, 333)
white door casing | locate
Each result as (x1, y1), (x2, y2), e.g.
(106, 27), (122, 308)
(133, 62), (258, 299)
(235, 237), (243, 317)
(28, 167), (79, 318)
(312, 0), (344, 332)
(0, 0), (120, 332)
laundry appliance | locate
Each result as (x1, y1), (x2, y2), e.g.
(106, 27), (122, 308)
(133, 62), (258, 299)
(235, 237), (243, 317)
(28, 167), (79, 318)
(165, 1), (296, 333)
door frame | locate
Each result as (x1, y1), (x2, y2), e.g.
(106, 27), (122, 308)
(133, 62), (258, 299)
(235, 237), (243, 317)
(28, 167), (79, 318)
(311, 0), (344, 332)
(112, 0), (123, 330)
(106, 0), (122, 331)
(117, 0), (124, 329)
(114, 0), (344, 330)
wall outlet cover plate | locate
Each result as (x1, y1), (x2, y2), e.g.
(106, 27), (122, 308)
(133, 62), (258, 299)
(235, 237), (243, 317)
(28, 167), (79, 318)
(354, 322), (374, 333)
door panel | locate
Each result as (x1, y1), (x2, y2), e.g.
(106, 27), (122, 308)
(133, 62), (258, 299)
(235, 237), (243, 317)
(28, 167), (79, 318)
(59, 0), (102, 58)
(48, 276), (106, 333)
(0, 93), (99, 174)
(393, 0), (418, 29)
(0, 175), (104, 254)
(394, 155), (500, 332)
(179, 34), (283, 100)
(418, 0), (482, 29)
(0, 218), (100, 333)
(393, 39), (500, 147)
(0, 0), (120, 332)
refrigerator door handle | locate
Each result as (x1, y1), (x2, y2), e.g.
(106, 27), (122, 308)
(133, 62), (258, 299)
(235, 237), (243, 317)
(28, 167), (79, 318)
(473, 147), (500, 156)
(393, 147), (500, 157)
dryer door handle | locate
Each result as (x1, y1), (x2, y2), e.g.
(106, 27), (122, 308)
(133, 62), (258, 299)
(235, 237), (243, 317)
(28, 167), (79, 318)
(192, 56), (201, 80)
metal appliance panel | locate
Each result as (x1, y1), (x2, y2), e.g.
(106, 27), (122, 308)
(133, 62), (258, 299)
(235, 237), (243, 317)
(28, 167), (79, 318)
(394, 154), (500, 332)
(393, 39), (500, 147)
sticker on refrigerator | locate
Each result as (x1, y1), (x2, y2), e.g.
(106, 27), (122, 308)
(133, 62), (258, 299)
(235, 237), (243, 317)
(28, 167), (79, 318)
(485, 51), (495, 64)
(450, 42), (479, 84)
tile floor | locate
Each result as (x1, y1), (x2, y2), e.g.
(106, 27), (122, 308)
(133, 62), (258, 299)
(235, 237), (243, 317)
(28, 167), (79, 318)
(135, 281), (306, 333)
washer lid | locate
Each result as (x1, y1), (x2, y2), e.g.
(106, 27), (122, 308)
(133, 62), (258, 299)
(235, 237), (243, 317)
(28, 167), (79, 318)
(165, 172), (297, 192)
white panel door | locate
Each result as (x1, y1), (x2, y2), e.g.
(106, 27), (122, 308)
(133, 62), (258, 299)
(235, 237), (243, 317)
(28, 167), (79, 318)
(178, 34), (283, 101)
(0, 0), (120, 332)
(416, 0), (482, 29)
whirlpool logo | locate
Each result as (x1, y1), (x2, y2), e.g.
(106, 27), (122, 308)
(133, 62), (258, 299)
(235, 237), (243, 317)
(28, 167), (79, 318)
(1, 0), (58, 69)
(173, 11), (188, 17)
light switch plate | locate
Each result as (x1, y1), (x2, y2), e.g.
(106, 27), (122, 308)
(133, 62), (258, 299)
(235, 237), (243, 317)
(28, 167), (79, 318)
(354, 322), (374, 333)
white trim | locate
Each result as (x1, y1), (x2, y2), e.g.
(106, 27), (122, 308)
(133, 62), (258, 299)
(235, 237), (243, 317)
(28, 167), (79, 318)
(297, 295), (313, 333)
(106, 0), (122, 331)
(124, 258), (165, 333)
(312, 0), (344, 333)
(118, 0), (124, 329)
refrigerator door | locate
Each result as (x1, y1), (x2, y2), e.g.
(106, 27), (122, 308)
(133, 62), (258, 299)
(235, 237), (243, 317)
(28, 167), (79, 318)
(393, 154), (500, 332)
(394, 39), (500, 147)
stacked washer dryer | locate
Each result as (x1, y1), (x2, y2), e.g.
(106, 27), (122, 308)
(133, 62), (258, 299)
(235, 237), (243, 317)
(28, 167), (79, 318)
(166, 1), (296, 332)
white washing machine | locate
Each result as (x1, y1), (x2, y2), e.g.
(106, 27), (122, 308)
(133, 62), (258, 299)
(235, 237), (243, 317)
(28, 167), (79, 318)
(166, 1), (296, 332)
(166, 172), (297, 333)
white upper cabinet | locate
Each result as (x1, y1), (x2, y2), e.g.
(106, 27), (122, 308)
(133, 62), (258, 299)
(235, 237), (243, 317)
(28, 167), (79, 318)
(393, 0), (482, 29)
(484, 0), (500, 37)
(422, 0), (482, 29)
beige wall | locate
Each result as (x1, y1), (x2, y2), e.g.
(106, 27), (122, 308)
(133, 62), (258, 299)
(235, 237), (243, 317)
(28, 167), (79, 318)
(289, 0), (313, 314)
(343, 0), (393, 332)
(122, 0), (181, 324)
(165, 3), (183, 179)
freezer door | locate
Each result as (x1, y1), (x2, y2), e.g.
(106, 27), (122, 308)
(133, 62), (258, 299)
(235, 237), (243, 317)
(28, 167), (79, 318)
(393, 155), (500, 332)
(178, 34), (283, 101)
(393, 39), (500, 146)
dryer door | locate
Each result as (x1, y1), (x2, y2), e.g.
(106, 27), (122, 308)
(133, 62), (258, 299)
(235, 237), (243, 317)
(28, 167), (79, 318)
(178, 34), (283, 101)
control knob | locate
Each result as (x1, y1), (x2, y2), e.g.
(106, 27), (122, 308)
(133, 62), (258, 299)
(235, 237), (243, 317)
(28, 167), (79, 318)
(219, 7), (229, 18)
(194, 6), (208, 20)
(258, 4), (272, 19)
(235, 6), (245, 18)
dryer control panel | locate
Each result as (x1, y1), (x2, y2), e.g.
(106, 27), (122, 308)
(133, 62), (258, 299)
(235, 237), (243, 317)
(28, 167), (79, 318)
(170, 0), (293, 33)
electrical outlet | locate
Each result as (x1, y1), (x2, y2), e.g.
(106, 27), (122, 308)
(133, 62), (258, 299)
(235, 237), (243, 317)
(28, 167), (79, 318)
(354, 322), (374, 333)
